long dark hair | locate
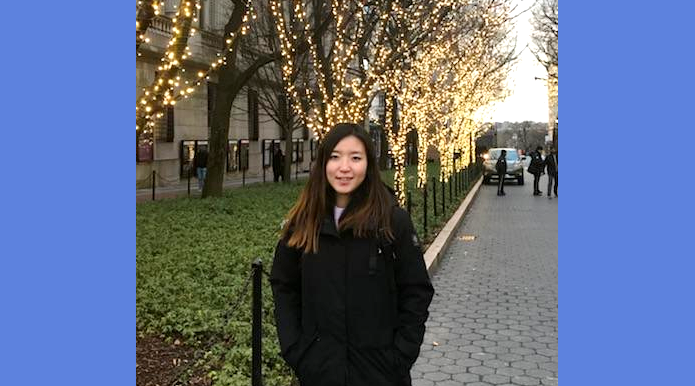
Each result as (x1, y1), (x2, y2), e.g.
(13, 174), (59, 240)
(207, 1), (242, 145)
(282, 123), (394, 253)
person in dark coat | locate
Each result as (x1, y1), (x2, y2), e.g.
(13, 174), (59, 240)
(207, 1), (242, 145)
(545, 148), (558, 198)
(495, 149), (507, 196)
(270, 123), (434, 386)
(528, 146), (544, 196)
(193, 147), (208, 191)
(272, 146), (285, 182)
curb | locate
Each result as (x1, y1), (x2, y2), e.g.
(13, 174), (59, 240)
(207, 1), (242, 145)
(423, 176), (483, 275)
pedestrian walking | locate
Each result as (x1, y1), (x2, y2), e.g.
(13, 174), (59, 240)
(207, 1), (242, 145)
(545, 148), (558, 198)
(528, 145), (544, 196)
(193, 147), (208, 191)
(270, 123), (434, 386)
(272, 145), (285, 182)
(496, 149), (507, 196)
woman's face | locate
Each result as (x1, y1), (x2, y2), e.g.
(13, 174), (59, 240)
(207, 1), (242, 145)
(326, 135), (367, 207)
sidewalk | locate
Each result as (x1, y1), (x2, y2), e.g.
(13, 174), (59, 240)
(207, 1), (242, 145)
(136, 171), (311, 202)
(412, 173), (558, 386)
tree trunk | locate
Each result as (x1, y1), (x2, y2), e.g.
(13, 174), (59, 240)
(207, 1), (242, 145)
(393, 157), (406, 206)
(284, 131), (293, 183)
(203, 71), (237, 197)
(199, 0), (245, 197)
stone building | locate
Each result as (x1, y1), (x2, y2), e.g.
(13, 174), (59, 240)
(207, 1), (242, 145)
(136, 0), (314, 188)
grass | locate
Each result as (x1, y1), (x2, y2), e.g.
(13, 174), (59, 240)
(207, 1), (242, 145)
(136, 162), (480, 386)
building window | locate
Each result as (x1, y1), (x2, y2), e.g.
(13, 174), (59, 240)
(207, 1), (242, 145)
(198, 0), (206, 30)
(248, 89), (259, 140)
(262, 139), (281, 168)
(152, 70), (174, 142)
(227, 139), (239, 172)
(180, 140), (208, 177)
(155, 105), (175, 142)
(292, 139), (304, 163)
(166, 106), (175, 142)
(238, 139), (250, 170)
(137, 131), (153, 163)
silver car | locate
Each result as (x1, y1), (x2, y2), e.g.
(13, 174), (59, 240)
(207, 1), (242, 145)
(482, 148), (525, 185)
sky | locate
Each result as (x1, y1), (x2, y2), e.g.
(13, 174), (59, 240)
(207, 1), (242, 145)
(490, 0), (551, 124)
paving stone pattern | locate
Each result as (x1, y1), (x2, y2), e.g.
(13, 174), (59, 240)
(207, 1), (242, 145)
(412, 177), (557, 386)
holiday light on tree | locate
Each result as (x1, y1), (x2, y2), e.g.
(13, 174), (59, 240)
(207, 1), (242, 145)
(136, 0), (256, 136)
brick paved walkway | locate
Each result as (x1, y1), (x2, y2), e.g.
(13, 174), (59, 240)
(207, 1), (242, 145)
(412, 174), (558, 386)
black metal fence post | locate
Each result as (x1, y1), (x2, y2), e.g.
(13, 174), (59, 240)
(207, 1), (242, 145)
(464, 167), (469, 191)
(431, 177), (437, 217)
(441, 174), (445, 214)
(151, 170), (156, 201)
(449, 172), (452, 202)
(407, 191), (412, 215)
(252, 258), (263, 386)
(243, 167), (246, 187)
(459, 169), (463, 193)
(423, 185), (428, 237)
(187, 168), (191, 197)
(262, 144), (266, 183)
(455, 167), (459, 197)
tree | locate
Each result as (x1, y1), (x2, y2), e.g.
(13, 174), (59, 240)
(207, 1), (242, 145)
(530, 0), (558, 81)
(136, 1), (199, 139)
(381, 0), (517, 203)
(241, 0), (305, 183)
(531, 0), (558, 149)
(136, 1), (160, 52)
(202, 0), (269, 197)
(270, 0), (454, 140)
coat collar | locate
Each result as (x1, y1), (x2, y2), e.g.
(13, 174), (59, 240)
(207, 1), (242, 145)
(318, 185), (398, 238)
(319, 215), (340, 238)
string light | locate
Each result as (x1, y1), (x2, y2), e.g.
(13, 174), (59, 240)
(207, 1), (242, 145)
(136, 0), (256, 135)
(136, 0), (515, 202)
(379, 0), (515, 202)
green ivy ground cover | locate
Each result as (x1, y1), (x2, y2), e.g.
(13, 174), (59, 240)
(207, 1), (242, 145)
(136, 162), (479, 386)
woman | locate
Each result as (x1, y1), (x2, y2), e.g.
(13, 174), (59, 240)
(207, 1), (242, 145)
(270, 123), (434, 386)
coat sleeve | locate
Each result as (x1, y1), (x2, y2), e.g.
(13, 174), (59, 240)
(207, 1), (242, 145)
(391, 208), (435, 370)
(269, 235), (303, 369)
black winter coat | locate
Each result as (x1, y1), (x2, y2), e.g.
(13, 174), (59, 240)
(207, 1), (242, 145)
(194, 149), (208, 168)
(270, 206), (434, 386)
(495, 157), (507, 175)
(528, 150), (543, 175)
(545, 153), (557, 175)
(272, 149), (284, 174)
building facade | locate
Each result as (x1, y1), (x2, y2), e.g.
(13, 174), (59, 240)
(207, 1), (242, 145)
(136, 0), (314, 188)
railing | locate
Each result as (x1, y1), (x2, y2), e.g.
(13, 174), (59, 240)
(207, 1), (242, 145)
(150, 15), (173, 34)
(199, 29), (224, 49)
(410, 161), (482, 244)
(149, 15), (224, 50)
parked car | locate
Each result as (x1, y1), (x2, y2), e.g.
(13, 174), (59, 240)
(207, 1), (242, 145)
(482, 148), (525, 185)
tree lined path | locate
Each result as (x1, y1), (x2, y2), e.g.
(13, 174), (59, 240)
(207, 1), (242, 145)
(412, 175), (558, 386)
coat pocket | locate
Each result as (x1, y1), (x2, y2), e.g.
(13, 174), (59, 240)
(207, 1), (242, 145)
(286, 329), (319, 371)
(296, 332), (328, 385)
